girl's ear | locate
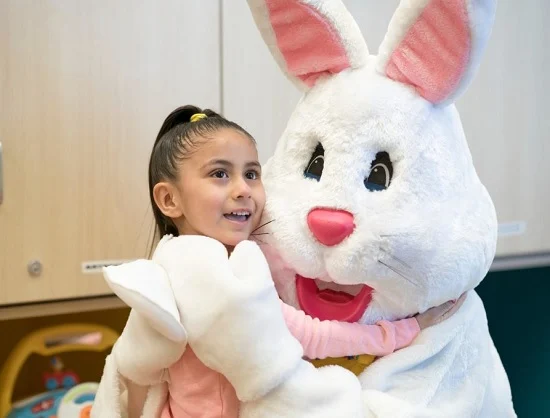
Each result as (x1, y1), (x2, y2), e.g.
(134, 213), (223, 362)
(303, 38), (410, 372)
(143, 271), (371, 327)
(153, 182), (183, 219)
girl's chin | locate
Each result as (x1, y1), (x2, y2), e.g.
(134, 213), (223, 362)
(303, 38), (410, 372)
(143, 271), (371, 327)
(218, 234), (250, 249)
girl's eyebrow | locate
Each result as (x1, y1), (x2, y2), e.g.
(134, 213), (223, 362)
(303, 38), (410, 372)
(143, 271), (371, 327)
(201, 159), (261, 170)
(201, 159), (232, 170)
(246, 161), (261, 169)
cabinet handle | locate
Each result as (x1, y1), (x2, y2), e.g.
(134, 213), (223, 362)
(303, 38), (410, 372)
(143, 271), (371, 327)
(0, 141), (3, 205)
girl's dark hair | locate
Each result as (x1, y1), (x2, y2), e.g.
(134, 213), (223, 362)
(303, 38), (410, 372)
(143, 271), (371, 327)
(148, 105), (255, 251)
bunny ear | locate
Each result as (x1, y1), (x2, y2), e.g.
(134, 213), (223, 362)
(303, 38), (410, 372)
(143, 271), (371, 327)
(377, 0), (496, 105)
(247, 0), (369, 90)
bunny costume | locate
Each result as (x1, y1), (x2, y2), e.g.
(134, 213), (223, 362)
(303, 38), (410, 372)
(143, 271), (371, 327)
(92, 0), (516, 416)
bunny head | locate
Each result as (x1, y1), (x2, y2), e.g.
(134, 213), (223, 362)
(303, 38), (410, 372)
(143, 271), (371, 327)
(249, 0), (498, 324)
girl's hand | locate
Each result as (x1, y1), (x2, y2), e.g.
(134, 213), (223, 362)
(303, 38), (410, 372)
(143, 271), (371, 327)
(416, 293), (467, 330)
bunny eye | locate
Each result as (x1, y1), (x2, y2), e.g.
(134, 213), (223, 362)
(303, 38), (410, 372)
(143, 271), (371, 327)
(364, 152), (393, 192)
(304, 143), (325, 181)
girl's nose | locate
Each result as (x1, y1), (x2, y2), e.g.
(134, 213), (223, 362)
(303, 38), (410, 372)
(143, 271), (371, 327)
(233, 177), (252, 198)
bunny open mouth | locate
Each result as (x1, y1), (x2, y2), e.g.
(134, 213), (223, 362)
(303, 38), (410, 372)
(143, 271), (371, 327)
(296, 275), (373, 322)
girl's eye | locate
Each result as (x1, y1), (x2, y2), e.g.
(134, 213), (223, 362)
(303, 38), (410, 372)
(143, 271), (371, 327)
(212, 170), (228, 179)
(246, 170), (260, 180)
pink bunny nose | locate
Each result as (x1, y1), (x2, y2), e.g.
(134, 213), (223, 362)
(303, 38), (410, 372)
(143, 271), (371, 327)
(307, 209), (355, 246)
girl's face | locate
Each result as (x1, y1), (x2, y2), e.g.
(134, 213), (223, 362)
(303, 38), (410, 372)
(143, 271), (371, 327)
(155, 128), (265, 248)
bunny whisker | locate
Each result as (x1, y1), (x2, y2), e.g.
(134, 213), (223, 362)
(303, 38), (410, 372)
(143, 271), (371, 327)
(250, 232), (271, 236)
(250, 235), (268, 245)
(252, 219), (276, 234)
(377, 259), (419, 287)
(379, 247), (412, 270)
(379, 233), (415, 238)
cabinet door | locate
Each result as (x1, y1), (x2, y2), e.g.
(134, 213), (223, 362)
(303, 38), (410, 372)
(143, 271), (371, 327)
(222, 1), (301, 164)
(456, 0), (549, 257)
(222, 0), (550, 258)
(0, 0), (220, 305)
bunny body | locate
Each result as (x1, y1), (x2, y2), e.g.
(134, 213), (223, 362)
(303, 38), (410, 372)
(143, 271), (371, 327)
(242, 60), (515, 416)
(238, 0), (516, 416)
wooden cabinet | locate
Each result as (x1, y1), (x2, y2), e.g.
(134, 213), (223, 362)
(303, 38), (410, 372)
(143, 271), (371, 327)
(0, 0), (221, 305)
(222, 0), (550, 259)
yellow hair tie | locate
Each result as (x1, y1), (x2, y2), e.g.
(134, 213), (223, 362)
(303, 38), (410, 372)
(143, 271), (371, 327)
(190, 113), (207, 123)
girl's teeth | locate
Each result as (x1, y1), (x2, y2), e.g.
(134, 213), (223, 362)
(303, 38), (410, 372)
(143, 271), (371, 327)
(225, 214), (248, 221)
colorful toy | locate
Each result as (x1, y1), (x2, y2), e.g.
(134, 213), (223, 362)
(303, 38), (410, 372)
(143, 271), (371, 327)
(0, 324), (118, 418)
(56, 383), (98, 418)
(43, 357), (80, 392)
(6, 389), (66, 418)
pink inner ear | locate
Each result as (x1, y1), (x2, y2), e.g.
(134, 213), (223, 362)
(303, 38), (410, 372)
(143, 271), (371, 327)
(385, 0), (471, 103)
(266, 0), (351, 87)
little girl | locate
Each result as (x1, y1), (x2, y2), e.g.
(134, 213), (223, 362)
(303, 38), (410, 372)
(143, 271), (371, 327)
(110, 105), (458, 417)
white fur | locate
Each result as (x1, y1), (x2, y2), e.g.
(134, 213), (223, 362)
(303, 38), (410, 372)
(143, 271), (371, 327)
(247, 0), (369, 90)
(238, 293), (515, 417)
(246, 0), (515, 416)
(91, 310), (181, 416)
(376, 0), (431, 72)
(92, 353), (169, 418)
(95, 236), (351, 415)
(376, 0), (498, 105)
(103, 259), (186, 343)
(262, 60), (497, 322)
(241, 362), (364, 417)
(359, 293), (514, 417)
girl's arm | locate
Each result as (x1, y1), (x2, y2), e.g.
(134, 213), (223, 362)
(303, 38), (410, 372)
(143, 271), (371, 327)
(281, 299), (458, 360)
(126, 380), (149, 418)
(281, 301), (418, 359)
